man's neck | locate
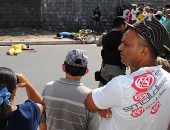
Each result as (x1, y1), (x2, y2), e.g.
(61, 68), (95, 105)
(65, 74), (81, 81)
(130, 59), (157, 73)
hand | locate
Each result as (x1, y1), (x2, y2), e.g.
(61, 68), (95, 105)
(98, 108), (112, 118)
(16, 73), (29, 88)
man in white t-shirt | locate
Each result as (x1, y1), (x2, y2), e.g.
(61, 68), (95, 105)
(84, 16), (170, 130)
(131, 5), (138, 24)
(122, 5), (129, 19)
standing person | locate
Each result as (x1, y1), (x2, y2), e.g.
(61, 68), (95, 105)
(162, 9), (170, 34)
(131, 4), (138, 24)
(162, 9), (170, 62)
(122, 5), (129, 19)
(85, 16), (170, 130)
(155, 6), (163, 15)
(143, 6), (151, 17)
(0, 67), (43, 130)
(126, 6), (132, 23)
(96, 16), (127, 87)
(115, 5), (123, 17)
(92, 7), (101, 33)
(149, 8), (155, 17)
(40, 49), (101, 130)
(137, 8), (145, 21)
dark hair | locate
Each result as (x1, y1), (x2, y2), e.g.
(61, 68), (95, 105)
(113, 17), (126, 28)
(165, 5), (170, 9)
(64, 62), (87, 76)
(0, 67), (17, 129)
(149, 8), (154, 11)
(57, 33), (61, 37)
(139, 8), (143, 12)
(155, 14), (162, 21)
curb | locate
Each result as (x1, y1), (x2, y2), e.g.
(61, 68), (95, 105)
(0, 41), (81, 46)
(0, 40), (98, 46)
(0, 35), (100, 46)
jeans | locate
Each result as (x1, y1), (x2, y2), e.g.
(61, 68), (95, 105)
(93, 20), (100, 33)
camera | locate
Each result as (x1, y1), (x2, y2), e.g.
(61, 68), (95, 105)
(17, 77), (20, 83)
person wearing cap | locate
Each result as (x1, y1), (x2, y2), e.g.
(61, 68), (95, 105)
(96, 16), (127, 87)
(40, 49), (100, 130)
(155, 6), (163, 16)
(84, 16), (170, 130)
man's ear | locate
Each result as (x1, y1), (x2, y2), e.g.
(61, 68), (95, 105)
(84, 68), (89, 75)
(62, 64), (66, 72)
(141, 46), (148, 57)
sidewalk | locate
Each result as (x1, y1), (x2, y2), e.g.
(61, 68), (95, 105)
(0, 38), (83, 46)
(0, 28), (100, 46)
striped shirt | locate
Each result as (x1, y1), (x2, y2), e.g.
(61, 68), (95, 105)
(41, 78), (100, 130)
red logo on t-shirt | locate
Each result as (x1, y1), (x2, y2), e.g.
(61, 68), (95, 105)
(132, 72), (155, 93)
(133, 92), (147, 102)
(146, 69), (155, 73)
(131, 107), (145, 117)
(151, 101), (161, 114)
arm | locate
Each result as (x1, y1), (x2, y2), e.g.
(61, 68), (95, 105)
(17, 73), (45, 129)
(39, 122), (47, 130)
(16, 73), (44, 105)
(39, 87), (47, 130)
(85, 92), (112, 119)
(96, 34), (104, 47)
(84, 92), (100, 112)
(98, 108), (112, 118)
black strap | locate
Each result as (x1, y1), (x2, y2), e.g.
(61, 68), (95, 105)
(99, 75), (108, 85)
(98, 64), (108, 85)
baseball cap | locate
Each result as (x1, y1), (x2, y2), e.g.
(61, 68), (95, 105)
(155, 10), (162, 15)
(128, 16), (170, 56)
(64, 49), (88, 67)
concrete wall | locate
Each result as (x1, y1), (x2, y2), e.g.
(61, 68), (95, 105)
(0, 0), (169, 31)
(0, 0), (41, 28)
(41, 0), (118, 31)
(41, 0), (170, 32)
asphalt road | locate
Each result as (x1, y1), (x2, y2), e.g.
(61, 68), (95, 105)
(0, 44), (102, 105)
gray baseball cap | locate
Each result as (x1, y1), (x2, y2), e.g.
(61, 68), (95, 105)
(64, 49), (88, 67)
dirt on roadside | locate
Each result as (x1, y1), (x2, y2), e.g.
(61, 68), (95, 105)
(0, 27), (100, 45)
(0, 27), (59, 42)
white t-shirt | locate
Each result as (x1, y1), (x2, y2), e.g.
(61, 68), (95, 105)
(131, 9), (138, 21)
(92, 65), (170, 130)
(123, 9), (129, 19)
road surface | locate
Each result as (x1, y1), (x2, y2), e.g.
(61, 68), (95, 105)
(0, 44), (102, 105)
